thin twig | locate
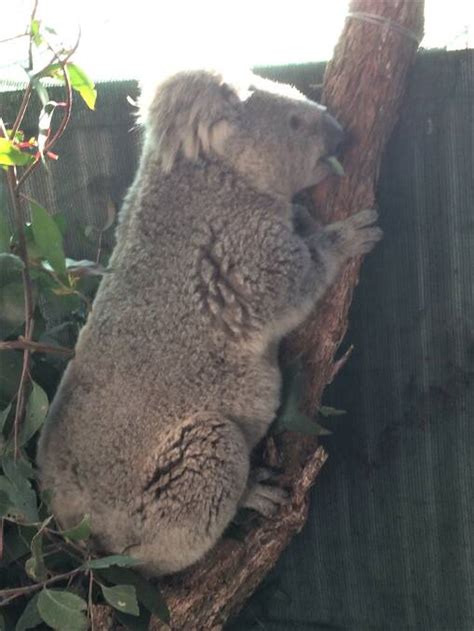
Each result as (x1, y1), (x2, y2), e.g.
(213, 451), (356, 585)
(27, 0), (40, 72)
(16, 30), (79, 191)
(0, 338), (74, 356)
(0, 567), (83, 606)
(4, 166), (35, 459)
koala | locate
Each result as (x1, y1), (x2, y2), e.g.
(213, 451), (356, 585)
(37, 69), (381, 576)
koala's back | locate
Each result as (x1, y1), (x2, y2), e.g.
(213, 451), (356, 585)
(37, 156), (284, 530)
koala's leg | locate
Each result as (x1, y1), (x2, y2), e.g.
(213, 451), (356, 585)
(304, 209), (382, 302)
(131, 415), (250, 575)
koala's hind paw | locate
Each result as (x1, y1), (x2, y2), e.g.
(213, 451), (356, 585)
(239, 482), (289, 518)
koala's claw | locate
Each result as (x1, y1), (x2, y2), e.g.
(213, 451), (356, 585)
(320, 208), (383, 259)
(239, 482), (289, 518)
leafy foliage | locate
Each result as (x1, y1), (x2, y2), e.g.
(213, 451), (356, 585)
(0, 4), (169, 629)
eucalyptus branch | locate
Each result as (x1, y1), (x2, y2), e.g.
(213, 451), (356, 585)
(16, 31), (79, 191)
(27, 0), (40, 71)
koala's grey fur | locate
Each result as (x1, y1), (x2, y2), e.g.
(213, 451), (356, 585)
(37, 69), (381, 576)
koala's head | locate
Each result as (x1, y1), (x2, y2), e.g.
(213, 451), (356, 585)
(140, 69), (343, 199)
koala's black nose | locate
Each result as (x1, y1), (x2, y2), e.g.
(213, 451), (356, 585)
(322, 113), (344, 153)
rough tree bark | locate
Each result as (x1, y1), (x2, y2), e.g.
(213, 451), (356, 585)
(96, 1), (424, 629)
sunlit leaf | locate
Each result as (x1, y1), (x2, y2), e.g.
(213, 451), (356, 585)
(30, 19), (43, 46)
(0, 138), (34, 168)
(30, 201), (67, 277)
(101, 584), (140, 617)
(37, 589), (88, 631)
(66, 63), (97, 110)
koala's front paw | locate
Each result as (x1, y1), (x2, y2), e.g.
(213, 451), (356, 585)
(239, 482), (289, 518)
(323, 209), (383, 258)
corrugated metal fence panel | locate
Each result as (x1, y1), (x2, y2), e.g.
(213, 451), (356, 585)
(232, 50), (474, 631)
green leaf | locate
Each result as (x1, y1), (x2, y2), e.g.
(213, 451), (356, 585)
(25, 528), (47, 582)
(30, 19), (43, 46)
(99, 566), (169, 623)
(101, 584), (140, 617)
(60, 514), (91, 541)
(1, 456), (38, 522)
(37, 589), (87, 631)
(0, 253), (24, 283)
(15, 592), (42, 631)
(0, 211), (11, 252)
(0, 138), (34, 168)
(0, 281), (25, 339)
(52, 212), (67, 236)
(3, 524), (30, 562)
(20, 381), (49, 446)
(319, 405), (347, 417)
(0, 402), (12, 434)
(85, 554), (141, 570)
(31, 76), (50, 107)
(30, 201), (67, 277)
(0, 350), (22, 409)
(67, 63), (97, 110)
(0, 489), (12, 518)
(274, 361), (326, 436)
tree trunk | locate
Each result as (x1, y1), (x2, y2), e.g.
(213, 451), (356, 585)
(110, 1), (425, 629)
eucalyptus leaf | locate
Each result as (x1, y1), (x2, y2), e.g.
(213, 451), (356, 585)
(0, 403), (11, 434)
(0, 138), (34, 168)
(66, 63), (97, 110)
(0, 281), (26, 339)
(20, 381), (49, 446)
(25, 529), (47, 582)
(30, 201), (67, 277)
(0, 350), (22, 409)
(0, 253), (22, 282)
(274, 361), (326, 435)
(1, 456), (38, 522)
(60, 513), (91, 541)
(85, 554), (141, 570)
(99, 566), (169, 623)
(0, 211), (11, 252)
(37, 588), (88, 631)
(15, 592), (42, 631)
(101, 584), (140, 616)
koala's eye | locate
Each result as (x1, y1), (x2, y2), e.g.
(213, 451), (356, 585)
(289, 114), (302, 130)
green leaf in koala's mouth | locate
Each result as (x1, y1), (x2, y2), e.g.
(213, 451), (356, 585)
(324, 156), (345, 176)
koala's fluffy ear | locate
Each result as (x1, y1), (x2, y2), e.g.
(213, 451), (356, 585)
(140, 70), (246, 172)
